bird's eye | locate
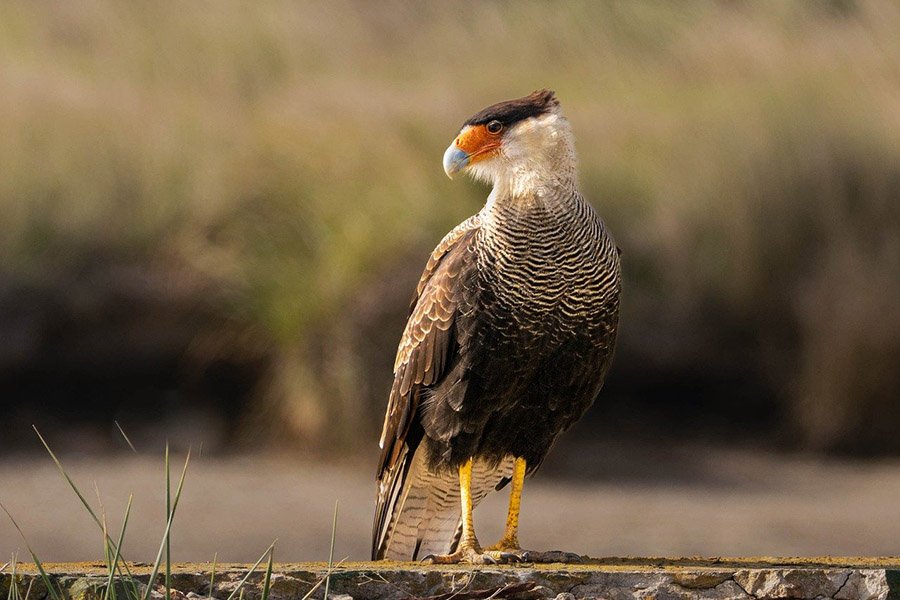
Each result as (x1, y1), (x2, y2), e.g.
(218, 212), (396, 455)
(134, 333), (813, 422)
(486, 120), (503, 134)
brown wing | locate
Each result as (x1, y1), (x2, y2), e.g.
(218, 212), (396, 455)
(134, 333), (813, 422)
(372, 217), (479, 559)
(377, 216), (480, 469)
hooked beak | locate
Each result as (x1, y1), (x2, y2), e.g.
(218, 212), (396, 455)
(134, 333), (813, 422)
(442, 143), (470, 179)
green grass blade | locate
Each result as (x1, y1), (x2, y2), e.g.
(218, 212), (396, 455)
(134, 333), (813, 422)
(142, 449), (191, 600)
(299, 568), (336, 600)
(323, 501), (337, 600)
(223, 541), (276, 600)
(0, 503), (63, 600)
(22, 577), (34, 600)
(208, 552), (217, 598)
(95, 481), (119, 600)
(32, 426), (140, 585)
(7, 553), (16, 600)
(30, 557), (63, 600)
(165, 444), (171, 600)
(300, 502), (339, 600)
(101, 510), (112, 600)
(104, 495), (133, 600)
(33, 426), (102, 529)
(260, 547), (274, 600)
(114, 421), (138, 453)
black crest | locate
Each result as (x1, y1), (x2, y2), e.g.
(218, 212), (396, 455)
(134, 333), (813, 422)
(462, 89), (559, 129)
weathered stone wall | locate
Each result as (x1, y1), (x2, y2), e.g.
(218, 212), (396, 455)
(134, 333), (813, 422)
(2, 558), (898, 600)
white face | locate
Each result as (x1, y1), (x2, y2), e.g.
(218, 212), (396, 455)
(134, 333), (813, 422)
(466, 111), (575, 195)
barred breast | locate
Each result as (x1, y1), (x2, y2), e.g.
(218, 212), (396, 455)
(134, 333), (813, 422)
(477, 186), (620, 339)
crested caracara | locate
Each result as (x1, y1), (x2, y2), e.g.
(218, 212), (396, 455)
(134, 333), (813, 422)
(373, 90), (620, 564)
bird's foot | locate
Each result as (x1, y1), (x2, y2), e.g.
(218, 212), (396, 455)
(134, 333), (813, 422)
(482, 538), (524, 563)
(483, 536), (519, 553)
(422, 542), (521, 565)
(519, 550), (584, 564)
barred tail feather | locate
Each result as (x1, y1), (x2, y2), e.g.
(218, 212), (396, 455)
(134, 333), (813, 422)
(373, 444), (460, 560)
(373, 446), (515, 561)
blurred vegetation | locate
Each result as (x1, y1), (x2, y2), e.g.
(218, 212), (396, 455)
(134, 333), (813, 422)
(0, 0), (898, 454)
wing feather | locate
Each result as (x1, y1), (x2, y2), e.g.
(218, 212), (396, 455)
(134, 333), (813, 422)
(372, 216), (480, 559)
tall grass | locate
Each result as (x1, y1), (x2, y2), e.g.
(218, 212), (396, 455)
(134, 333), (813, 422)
(2, 430), (281, 600)
(0, 0), (898, 451)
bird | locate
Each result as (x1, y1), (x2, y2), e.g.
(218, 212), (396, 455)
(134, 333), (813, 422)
(372, 90), (620, 564)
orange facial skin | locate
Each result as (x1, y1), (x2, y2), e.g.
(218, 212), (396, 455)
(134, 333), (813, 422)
(454, 124), (502, 165)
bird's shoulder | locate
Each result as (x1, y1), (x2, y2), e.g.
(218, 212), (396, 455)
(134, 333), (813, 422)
(394, 215), (480, 373)
(409, 214), (482, 309)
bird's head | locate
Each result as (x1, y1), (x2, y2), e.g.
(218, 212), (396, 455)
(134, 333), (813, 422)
(442, 89), (575, 195)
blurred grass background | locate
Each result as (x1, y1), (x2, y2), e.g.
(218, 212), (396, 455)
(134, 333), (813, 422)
(0, 0), (898, 456)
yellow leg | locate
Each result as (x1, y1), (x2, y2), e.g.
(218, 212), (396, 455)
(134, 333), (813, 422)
(458, 457), (479, 549)
(483, 456), (583, 564)
(424, 458), (489, 563)
(486, 457), (526, 551)
(424, 457), (538, 564)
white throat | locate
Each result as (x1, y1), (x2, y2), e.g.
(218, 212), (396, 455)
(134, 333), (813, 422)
(468, 111), (578, 200)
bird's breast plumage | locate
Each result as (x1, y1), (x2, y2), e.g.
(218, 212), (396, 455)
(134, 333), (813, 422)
(474, 188), (620, 341)
(411, 187), (621, 469)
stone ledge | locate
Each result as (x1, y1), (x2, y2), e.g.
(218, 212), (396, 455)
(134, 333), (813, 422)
(2, 558), (899, 600)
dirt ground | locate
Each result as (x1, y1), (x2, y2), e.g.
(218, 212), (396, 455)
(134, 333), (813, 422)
(1, 441), (899, 563)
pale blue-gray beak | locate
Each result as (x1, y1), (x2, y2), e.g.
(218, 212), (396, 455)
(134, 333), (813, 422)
(442, 143), (470, 179)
